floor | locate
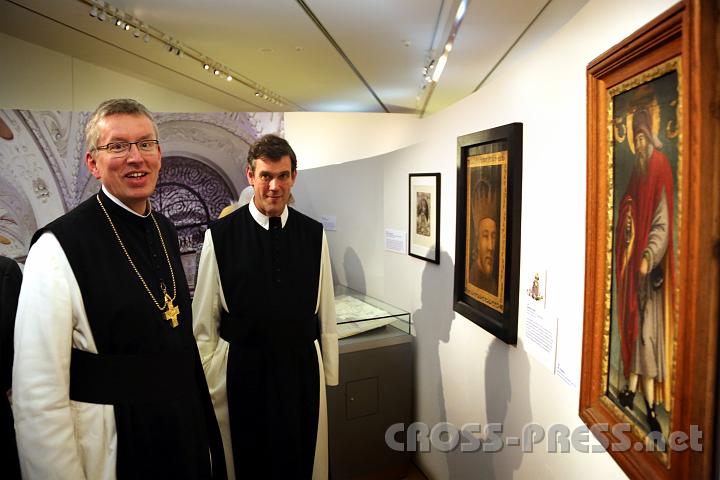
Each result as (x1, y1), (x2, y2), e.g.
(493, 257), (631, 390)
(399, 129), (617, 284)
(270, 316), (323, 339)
(402, 462), (429, 480)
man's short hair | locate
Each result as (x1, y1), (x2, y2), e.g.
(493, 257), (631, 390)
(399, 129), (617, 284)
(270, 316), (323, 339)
(247, 134), (297, 172)
(85, 98), (158, 152)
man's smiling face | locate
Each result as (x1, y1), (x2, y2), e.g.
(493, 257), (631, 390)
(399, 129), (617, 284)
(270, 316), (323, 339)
(86, 113), (161, 214)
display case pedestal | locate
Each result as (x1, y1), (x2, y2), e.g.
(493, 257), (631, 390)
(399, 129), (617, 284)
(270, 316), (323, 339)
(328, 304), (413, 479)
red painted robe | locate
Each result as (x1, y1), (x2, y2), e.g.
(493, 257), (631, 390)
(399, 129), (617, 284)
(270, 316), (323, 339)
(615, 148), (675, 406)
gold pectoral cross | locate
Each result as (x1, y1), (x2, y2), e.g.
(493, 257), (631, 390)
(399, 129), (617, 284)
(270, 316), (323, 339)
(163, 293), (180, 328)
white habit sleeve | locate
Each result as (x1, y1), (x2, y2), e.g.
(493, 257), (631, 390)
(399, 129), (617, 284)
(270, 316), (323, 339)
(316, 231), (339, 386)
(192, 229), (227, 366)
(13, 233), (116, 480)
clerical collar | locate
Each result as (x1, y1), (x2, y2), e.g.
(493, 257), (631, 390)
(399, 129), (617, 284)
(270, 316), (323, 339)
(101, 185), (152, 218)
(248, 196), (288, 230)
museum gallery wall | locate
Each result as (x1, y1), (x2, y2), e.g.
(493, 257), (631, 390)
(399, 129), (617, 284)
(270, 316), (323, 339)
(292, 1), (717, 479)
(0, 109), (283, 292)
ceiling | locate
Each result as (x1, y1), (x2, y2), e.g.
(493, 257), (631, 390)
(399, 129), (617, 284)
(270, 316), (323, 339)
(0, 0), (588, 115)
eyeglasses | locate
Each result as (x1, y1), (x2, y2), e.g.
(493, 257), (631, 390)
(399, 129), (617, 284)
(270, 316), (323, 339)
(95, 140), (160, 156)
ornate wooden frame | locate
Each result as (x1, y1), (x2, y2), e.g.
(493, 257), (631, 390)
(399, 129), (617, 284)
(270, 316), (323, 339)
(579, 1), (719, 478)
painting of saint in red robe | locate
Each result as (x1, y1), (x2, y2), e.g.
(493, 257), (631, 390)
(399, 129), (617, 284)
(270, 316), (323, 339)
(608, 62), (680, 448)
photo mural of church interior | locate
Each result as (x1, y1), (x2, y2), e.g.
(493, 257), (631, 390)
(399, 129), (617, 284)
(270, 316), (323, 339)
(0, 109), (283, 292)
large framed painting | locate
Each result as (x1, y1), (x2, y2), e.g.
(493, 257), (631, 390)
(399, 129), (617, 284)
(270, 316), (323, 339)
(453, 123), (522, 344)
(579, 2), (719, 478)
(408, 173), (440, 263)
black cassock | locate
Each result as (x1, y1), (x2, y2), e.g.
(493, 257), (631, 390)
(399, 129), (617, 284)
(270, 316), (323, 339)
(33, 189), (226, 479)
(0, 256), (22, 479)
(211, 205), (323, 479)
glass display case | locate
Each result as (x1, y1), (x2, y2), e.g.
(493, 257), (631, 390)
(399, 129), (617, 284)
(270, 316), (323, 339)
(333, 284), (411, 338)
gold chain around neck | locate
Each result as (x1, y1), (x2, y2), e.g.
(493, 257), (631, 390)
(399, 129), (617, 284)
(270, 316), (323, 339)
(96, 194), (176, 312)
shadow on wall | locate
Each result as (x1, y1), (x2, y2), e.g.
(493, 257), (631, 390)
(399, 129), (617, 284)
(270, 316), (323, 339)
(342, 247), (366, 294)
(442, 339), (532, 479)
(469, 339), (532, 478)
(413, 249), (533, 479)
(412, 251), (453, 477)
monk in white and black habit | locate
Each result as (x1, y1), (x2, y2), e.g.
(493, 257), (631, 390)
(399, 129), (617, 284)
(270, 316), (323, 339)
(12, 99), (226, 479)
(193, 134), (339, 479)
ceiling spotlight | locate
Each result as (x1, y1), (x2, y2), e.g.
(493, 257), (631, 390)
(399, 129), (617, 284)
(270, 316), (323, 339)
(431, 54), (448, 82)
(115, 19), (123, 27)
(226, 74), (232, 81)
(89, 6), (98, 17)
(455, 0), (468, 22)
(167, 44), (174, 53)
(143, 33), (150, 43)
(124, 24), (131, 31)
(133, 28), (141, 38)
(97, 10), (106, 21)
(177, 49), (183, 58)
(255, 91), (261, 97)
(213, 69), (220, 75)
(203, 63), (210, 70)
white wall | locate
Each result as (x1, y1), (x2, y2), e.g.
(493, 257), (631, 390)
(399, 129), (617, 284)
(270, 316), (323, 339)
(293, 0), (679, 478)
(293, 155), (386, 295)
(285, 112), (422, 168)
